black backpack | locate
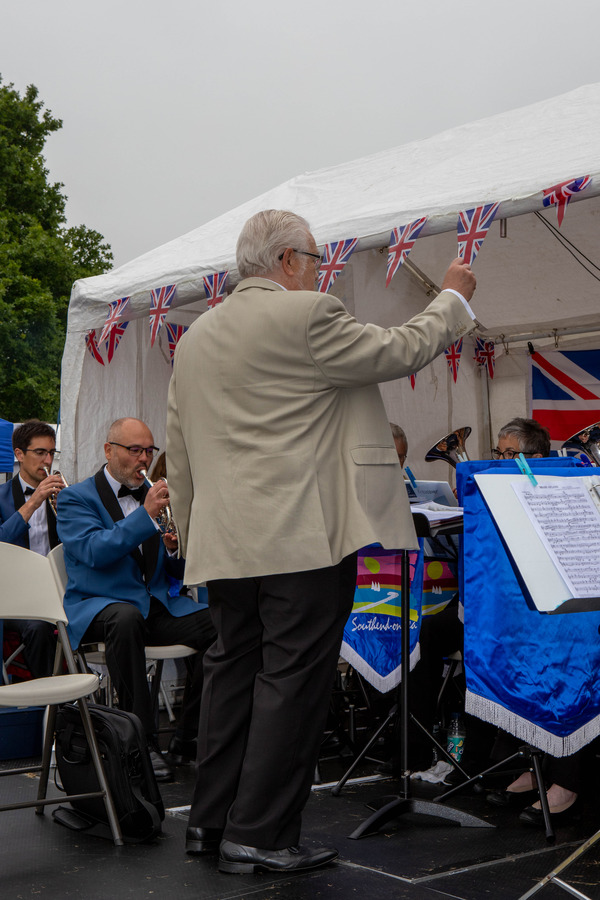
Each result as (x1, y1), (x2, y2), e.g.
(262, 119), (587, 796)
(53, 703), (165, 842)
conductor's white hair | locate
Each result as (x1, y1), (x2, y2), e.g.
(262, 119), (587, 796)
(236, 210), (312, 278)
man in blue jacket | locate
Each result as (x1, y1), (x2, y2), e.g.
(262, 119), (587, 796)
(0, 420), (65, 677)
(57, 417), (215, 782)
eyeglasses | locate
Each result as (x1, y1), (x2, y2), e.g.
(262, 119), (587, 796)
(491, 448), (533, 460)
(108, 442), (159, 458)
(278, 248), (323, 268)
(24, 448), (60, 459)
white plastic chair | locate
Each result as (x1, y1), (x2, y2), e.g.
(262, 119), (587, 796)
(0, 542), (123, 845)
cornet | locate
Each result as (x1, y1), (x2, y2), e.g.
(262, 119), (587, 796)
(140, 469), (175, 534)
(43, 466), (68, 516)
(424, 427), (471, 468)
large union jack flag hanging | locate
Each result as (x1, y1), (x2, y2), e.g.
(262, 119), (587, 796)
(99, 296), (130, 344)
(445, 339), (463, 383)
(530, 349), (600, 451)
(473, 337), (495, 379)
(457, 203), (500, 266)
(85, 329), (104, 366)
(386, 218), (427, 288)
(165, 323), (188, 364)
(542, 176), (592, 228)
(105, 320), (128, 364)
(149, 284), (176, 346)
(203, 271), (228, 309)
(318, 238), (358, 293)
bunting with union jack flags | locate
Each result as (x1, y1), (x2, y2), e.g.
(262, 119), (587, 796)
(408, 372), (417, 390)
(98, 296), (130, 344)
(473, 337), (495, 378)
(149, 284), (176, 346)
(386, 218), (427, 287)
(457, 203), (500, 266)
(542, 176), (592, 228)
(165, 323), (188, 364)
(203, 271), (228, 309)
(105, 320), (129, 364)
(318, 238), (358, 293)
(85, 329), (104, 366)
(445, 339), (463, 383)
(530, 349), (600, 452)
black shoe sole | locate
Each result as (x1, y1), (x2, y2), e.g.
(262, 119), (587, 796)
(218, 854), (338, 874)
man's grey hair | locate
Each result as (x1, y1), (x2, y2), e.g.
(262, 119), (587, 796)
(498, 417), (550, 456)
(236, 210), (312, 278)
(389, 423), (407, 445)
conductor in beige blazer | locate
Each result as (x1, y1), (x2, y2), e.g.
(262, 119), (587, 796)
(167, 209), (477, 874)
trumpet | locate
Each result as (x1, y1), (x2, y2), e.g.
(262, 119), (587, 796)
(43, 466), (68, 516)
(140, 469), (175, 534)
(561, 421), (600, 466)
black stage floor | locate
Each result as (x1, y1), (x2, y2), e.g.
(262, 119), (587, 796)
(2, 745), (600, 900)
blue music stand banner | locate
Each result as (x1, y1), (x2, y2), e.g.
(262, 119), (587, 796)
(461, 459), (600, 756)
(341, 544), (423, 693)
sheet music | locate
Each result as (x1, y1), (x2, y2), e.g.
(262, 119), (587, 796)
(512, 480), (600, 599)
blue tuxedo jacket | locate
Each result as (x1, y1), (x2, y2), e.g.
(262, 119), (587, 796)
(56, 468), (198, 648)
(0, 477), (58, 549)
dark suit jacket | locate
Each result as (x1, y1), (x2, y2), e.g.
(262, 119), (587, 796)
(56, 467), (197, 648)
(0, 477), (58, 549)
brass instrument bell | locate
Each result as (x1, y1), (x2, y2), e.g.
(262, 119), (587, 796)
(424, 427), (471, 468)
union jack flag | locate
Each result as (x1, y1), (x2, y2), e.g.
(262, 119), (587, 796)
(203, 271), (228, 309)
(542, 176), (591, 227)
(386, 218), (427, 288)
(409, 372), (417, 390)
(457, 203), (500, 265)
(149, 284), (176, 346)
(85, 329), (104, 366)
(318, 238), (358, 293)
(165, 322), (188, 364)
(473, 337), (495, 378)
(98, 296), (130, 344)
(444, 339), (463, 383)
(105, 320), (128, 364)
(530, 349), (600, 451)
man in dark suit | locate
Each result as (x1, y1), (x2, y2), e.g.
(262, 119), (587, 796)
(0, 420), (65, 677)
(56, 417), (215, 782)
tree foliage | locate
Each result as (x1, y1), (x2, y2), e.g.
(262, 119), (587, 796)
(0, 77), (113, 423)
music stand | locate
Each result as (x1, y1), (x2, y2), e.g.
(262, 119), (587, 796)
(347, 513), (493, 839)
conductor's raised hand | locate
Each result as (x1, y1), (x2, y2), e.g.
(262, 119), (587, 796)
(441, 257), (476, 302)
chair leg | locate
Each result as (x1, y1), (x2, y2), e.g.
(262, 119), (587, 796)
(149, 659), (164, 732)
(36, 704), (58, 812)
(75, 697), (124, 846)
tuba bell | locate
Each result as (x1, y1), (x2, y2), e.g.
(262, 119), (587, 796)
(425, 427), (471, 468)
(140, 469), (175, 534)
(561, 421), (600, 466)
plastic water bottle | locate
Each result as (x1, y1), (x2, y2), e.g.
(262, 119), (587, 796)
(446, 712), (466, 763)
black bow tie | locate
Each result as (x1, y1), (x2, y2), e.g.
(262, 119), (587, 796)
(24, 486), (35, 496)
(118, 484), (145, 502)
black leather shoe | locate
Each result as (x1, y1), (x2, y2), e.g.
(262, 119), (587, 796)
(218, 840), (338, 874)
(519, 798), (580, 827)
(487, 788), (537, 808)
(186, 826), (223, 854)
(166, 735), (197, 765)
(149, 746), (174, 783)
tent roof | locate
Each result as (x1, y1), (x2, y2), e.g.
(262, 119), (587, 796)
(69, 82), (600, 327)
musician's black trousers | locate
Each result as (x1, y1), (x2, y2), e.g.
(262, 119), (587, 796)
(188, 554), (357, 849)
(82, 598), (216, 738)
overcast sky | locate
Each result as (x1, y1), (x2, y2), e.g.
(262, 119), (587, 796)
(1, 0), (599, 269)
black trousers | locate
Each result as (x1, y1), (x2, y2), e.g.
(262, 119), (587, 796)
(188, 554), (357, 849)
(82, 598), (216, 737)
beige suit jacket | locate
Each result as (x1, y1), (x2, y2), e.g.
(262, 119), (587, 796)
(166, 277), (475, 584)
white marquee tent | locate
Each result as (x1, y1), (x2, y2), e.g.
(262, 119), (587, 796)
(60, 83), (600, 482)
